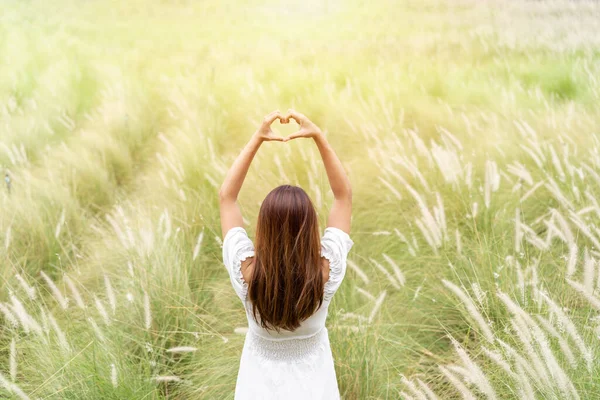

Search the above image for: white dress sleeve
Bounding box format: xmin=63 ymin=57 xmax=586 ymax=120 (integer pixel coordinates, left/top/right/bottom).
xmin=222 ymin=227 xmax=255 ymax=302
xmin=320 ymin=227 xmax=354 ymax=302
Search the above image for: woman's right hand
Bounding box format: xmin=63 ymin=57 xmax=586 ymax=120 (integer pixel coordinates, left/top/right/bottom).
xmin=253 ymin=110 xmax=287 ymax=142
xmin=284 ymin=109 xmax=323 ymax=141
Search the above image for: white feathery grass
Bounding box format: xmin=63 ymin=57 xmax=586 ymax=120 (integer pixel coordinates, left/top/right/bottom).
xmin=166 ymin=346 xmax=198 ymax=353
xmin=535 ymin=315 xmax=577 ymax=368
xmin=38 ymin=306 xmax=49 ymax=335
xmin=442 ymin=280 xmax=494 ymax=343
xmin=0 ymin=303 xmax=19 ymax=327
xmin=519 ymin=223 xmax=548 ymax=251
xmin=382 ymin=254 xmax=405 ymax=286
xmin=370 ymin=258 xmax=401 ymax=289
xmin=368 ymin=291 xmax=387 ymax=323
xmin=10 ymin=337 xmax=17 ymax=381
xmin=484 ymin=160 xmax=500 ymax=208
xmin=94 ymin=295 xmax=111 ymax=326
xmin=499 ymin=292 xmax=576 ymax=398
xmin=400 ymin=392 xmax=416 ymax=400
xmin=40 ymin=271 xmax=69 ymax=310
xmin=481 ymin=347 xmax=517 ymax=380
xmin=513 ymin=362 xmax=537 ymax=400
xmin=583 ymin=249 xmax=596 ymax=295
xmin=416 ymin=378 xmax=439 ymax=400
xmin=566 ymin=243 xmax=579 ymax=278
xmin=569 ymin=211 xmax=600 ymax=250
xmin=431 ymin=144 xmax=463 ymax=185
xmin=14 ymin=274 xmax=36 ymax=300
xmin=127 ymin=260 xmax=135 ymax=278
xmin=379 ymin=177 xmax=402 ymax=200
xmin=455 ymin=228 xmax=462 ymax=256
xmin=372 ymin=231 xmax=391 ymax=236
xmin=438 ymin=365 xmax=476 ymax=400
xmin=545 ymin=178 xmax=574 ymax=210
xmin=551 ymin=209 xmax=575 ymax=245
xmin=514 ymin=208 xmax=522 ymax=253
xmin=520 ymin=180 xmax=544 ymax=203
xmin=405 ymin=183 xmax=442 ymax=247
xmin=448 ymin=335 xmax=497 ymax=400
xmin=507 ymin=162 xmax=533 ymax=185
xmin=144 ymin=290 xmax=152 ymax=330
xmin=106 ymin=213 xmax=130 ymax=249
xmin=111 ymin=363 xmax=118 ymax=388
xmin=54 ymin=208 xmax=66 ymax=239
xmin=192 ymin=229 xmax=204 ymax=261
xmin=9 ymin=292 xmax=42 ymax=336
xmin=464 ymin=162 xmax=473 ymax=190
xmin=5 ymin=224 xmax=11 ymax=250
xmin=471 ymin=202 xmax=478 ymax=219
xmin=87 ymin=317 xmax=106 ymax=343
xmin=538 ymin=290 xmax=593 ymax=371
xmin=566 ymin=279 xmax=600 ymax=309
xmin=400 ymin=375 xmax=428 ymax=400
xmin=48 ymin=311 xmax=70 ymax=354
xmin=549 ymin=144 xmax=566 ymax=182
xmin=64 ymin=275 xmax=86 ymax=309
xmin=412 ymin=286 xmax=422 ymax=301
xmin=346 ymin=259 xmax=370 ymax=285
xmin=496 ymin=339 xmax=544 ymax=387
xmin=158 ymin=208 xmax=172 ymax=240
xmin=153 ymin=375 xmax=181 ymax=383
xmin=434 ymin=192 xmax=447 ymax=240
xmin=104 ymin=275 xmax=117 ymax=315
xmin=415 ymin=218 xmax=438 ymax=255
xmin=0 ymin=371 xmax=30 ymax=400
xmin=498 ymin=308 xmax=550 ymax=386
xmin=339 ymin=312 xmax=369 ymax=322
xmin=519 ymin=144 xmax=543 ymax=168
xmin=470 ymin=283 xmax=487 ymax=308
xmin=356 ymin=287 xmax=376 ymax=301
xmin=234 ymin=327 xmax=248 ymax=335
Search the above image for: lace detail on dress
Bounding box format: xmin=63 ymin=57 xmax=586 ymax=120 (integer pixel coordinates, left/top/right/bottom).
xmin=321 ymin=247 xmax=340 ymax=302
xmin=246 ymin=328 xmax=328 ymax=363
xmin=233 ymin=247 xmax=255 ymax=301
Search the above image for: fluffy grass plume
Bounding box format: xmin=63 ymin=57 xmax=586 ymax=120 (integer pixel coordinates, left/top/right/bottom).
xmin=1 ymin=0 xmax=600 ymax=398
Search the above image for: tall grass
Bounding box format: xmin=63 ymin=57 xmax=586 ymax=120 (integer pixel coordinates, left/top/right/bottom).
xmin=1 ymin=0 xmax=600 ymax=398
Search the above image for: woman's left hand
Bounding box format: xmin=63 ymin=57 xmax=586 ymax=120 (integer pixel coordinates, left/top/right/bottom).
xmin=253 ymin=110 xmax=287 ymax=142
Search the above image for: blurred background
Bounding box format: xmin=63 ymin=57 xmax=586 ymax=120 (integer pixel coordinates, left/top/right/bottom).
xmin=1 ymin=0 xmax=600 ymax=398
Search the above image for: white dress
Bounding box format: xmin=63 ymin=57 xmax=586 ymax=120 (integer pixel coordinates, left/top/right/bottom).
xmin=222 ymin=226 xmax=354 ymax=400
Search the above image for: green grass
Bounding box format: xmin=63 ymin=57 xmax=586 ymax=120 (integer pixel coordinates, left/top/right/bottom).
xmin=1 ymin=0 xmax=600 ymax=398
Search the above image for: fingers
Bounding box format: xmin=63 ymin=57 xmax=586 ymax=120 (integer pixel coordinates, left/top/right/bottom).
xmin=271 ymin=136 xmax=286 ymax=142
xmin=264 ymin=110 xmax=283 ymax=125
xmin=285 ymin=131 xmax=304 ymax=141
xmin=286 ymin=108 xmax=306 ymax=125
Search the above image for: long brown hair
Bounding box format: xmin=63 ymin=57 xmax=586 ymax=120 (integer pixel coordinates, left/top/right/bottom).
xmin=248 ymin=184 xmax=324 ymax=332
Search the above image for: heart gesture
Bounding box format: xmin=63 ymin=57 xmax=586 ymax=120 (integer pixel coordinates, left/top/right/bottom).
xmin=254 ymin=110 xmax=288 ymax=142
xmin=284 ymin=109 xmax=323 ymax=140
xmin=254 ymin=109 xmax=323 ymax=143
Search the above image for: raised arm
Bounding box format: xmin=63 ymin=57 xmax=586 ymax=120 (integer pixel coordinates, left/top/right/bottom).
xmin=286 ymin=109 xmax=352 ymax=233
xmin=219 ymin=110 xmax=285 ymax=238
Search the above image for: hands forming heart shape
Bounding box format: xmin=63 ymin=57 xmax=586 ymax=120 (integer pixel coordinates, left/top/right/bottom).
xmin=255 ymin=109 xmax=323 ymax=142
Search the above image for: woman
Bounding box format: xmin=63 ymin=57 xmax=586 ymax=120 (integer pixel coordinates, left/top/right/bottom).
xmin=219 ymin=109 xmax=353 ymax=399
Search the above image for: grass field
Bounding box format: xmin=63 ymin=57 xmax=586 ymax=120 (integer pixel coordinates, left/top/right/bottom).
xmin=1 ymin=0 xmax=600 ymax=398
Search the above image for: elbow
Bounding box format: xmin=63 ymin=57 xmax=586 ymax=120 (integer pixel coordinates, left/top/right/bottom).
xmin=346 ymin=184 xmax=353 ymax=203
xmin=336 ymin=182 xmax=352 ymax=203
xmin=218 ymin=187 xmax=229 ymax=203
